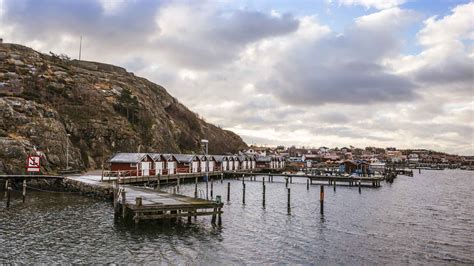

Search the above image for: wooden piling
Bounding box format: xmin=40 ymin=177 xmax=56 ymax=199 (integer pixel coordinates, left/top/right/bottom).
xmin=6 ymin=180 xmax=11 ymax=208
xmin=221 ymin=173 xmax=223 ymax=183
xmin=263 ymin=184 xmax=266 ymax=207
xmin=218 ymin=207 xmax=222 ymax=226
xmin=227 ymin=182 xmax=230 ymax=201
xmin=113 ymin=181 xmax=117 ymax=209
xmin=121 ymin=190 xmax=127 ymax=219
xmin=285 ymin=176 xmax=288 ymax=187
xmin=242 ymin=183 xmax=246 ymax=205
xmin=136 ymin=197 xmax=142 ymax=207
xmin=287 ymin=188 xmax=291 ymax=214
xmin=358 ymin=180 xmax=361 ymax=194
xmin=307 ymin=179 xmax=309 ymax=190
xmin=211 ymin=207 xmax=217 ymax=224
xmin=4 ymin=179 xmax=8 ymax=197
xmin=333 ymin=180 xmax=336 ymax=192
xmin=320 ymin=185 xmax=324 ymax=215
xmin=194 ymin=177 xmax=198 ymax=198
xmin=22 ymin=179 xmax=27 ymax=203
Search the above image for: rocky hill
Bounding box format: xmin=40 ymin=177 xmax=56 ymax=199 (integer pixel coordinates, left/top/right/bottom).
xmin=0 ymin=43 xmax=247 ymax=174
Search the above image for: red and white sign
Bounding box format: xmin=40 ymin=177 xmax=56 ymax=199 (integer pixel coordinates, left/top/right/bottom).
xmin=27 ymin=155 xmax=41 ymax=172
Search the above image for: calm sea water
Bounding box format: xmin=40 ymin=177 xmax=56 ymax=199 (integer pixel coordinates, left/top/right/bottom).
xmin=1 ymin=170 xmax=473 ymax=264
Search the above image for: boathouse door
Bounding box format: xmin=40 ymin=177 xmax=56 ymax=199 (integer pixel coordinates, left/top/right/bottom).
xmin=168 ymin=162 xmax=175 ymax=174
xmin=155 ymin=162 xmax=163 ymax=175
xmin=141 ymin=162 xmax=151 ymax=176
xmin=209 ymin=161 xmax=214 ymax=172
xmin=192 ymin=161 xmax=199 ymax=173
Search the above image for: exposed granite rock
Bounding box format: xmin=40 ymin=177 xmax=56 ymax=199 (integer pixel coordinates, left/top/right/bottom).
xmin=0 ymin=43 xmax=247 ymax=174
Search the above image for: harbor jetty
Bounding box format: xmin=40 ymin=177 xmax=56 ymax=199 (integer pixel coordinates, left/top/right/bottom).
xmin=1 ymin=152 xmax=417 ymax=225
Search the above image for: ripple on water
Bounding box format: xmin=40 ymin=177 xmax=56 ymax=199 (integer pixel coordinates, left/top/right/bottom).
xmin=1 ymin=170 xmax=473 ymax=263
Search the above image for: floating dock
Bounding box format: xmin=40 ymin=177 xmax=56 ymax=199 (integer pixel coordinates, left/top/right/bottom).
xmin=113 ymin=183 xmax=223 ymax=224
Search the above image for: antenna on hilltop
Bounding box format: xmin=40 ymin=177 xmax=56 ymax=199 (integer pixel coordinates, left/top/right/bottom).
xmin=78 ymin=35 xmax=82 ymax=60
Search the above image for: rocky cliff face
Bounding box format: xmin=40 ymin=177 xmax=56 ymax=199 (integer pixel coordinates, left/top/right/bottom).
xmin=0 ymin=43 xmax=247 ymax=174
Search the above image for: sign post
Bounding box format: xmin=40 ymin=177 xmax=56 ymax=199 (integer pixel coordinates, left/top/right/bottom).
xmin=26 ymin=155 xmax=41 ymax=173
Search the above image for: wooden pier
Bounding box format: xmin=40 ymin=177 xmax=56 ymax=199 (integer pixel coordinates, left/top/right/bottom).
xmin=229 ymin=172 xmax=383 ymax=187
xmin=113 ymin=183 xmax=223 ymax=224
xmin=104 ymin=171 xmax=226 ymax=184
xmin=102 ymin=170 xmax=383 ymax=188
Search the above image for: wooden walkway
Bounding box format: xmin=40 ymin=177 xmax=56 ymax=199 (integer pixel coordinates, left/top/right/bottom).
xmin=113 ymin=183 xmax=223 ymax=224
xmin=230 ymin=172 xmax=383 ymax=187
xmin=102 ymin=170 xmax=255 ymax=185
xmin=103 ymin=170 xmax=384 ymax=188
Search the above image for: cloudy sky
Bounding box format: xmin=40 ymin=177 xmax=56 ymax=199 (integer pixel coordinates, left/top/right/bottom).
xmin=1 ymin=0 xmax=473 ymax=154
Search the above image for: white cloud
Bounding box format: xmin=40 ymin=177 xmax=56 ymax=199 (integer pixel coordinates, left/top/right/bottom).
xmin=417 ymin=2 xmax=474 ymax=47
xmin=338 ymin=0 xmax=405 ymax=10
xmin=1 ymin=0 xmax=473 ymax=154
xmin=98 ymin=0 xmax=127 ymax=15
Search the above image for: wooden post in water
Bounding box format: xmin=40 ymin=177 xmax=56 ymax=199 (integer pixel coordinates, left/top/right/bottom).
xmin=121 ymin=190 xmax=127 ymax=219
xmin=307 ymin=179 xmax=309 ymax=190
xmin=194 ymin=177 xmax=198 ymax=198
xmin=263 ymin=183 xmax=266 ymax=207
xmin=135 ymin=197 xmax=142 ymax=207
xmin=211 ymin=179 xmax=214 ymax=199
xmin=22 ymin=179 xmax=27 ymax=203
xmin=320 ymin=185 xmax=324 ymax=215
xmin=242 ymin=183 xmax=246 ymax=205
xmin=211 ymin=207 xmax=217 ymax=224
xmin=156 ymin=174 xmax=160 ymax=190
xmin=112 ymin=181 xmax=117 ymax=210
xmin=287 ymin=188 xmax=291 ymax=214
xmin=419 ymin=168 xmax=421 ymax=174
xmin=333 ymin=180 xmax=336 ymax=192
xmin=227 ymin=182 xmax=230 ymax=201
xmin=285 ymin=176 xmax=289 ymax=188
xmin=221 ymin=173 xmax=223 ymax=183
xmin=6 ymin=180 xmax=11 ymax=208
xmin=358 ymin=180 xmax=361 ymax=194
xmin=218 ymin=206 xmax=222 ymax=226
xmin=4 ymin=179 xmax=8 ymax=197
xmin=177 ymin=177 xmax=180 ymax=193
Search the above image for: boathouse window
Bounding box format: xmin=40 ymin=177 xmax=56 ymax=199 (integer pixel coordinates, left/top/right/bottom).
xmin=130 ymin=163 xmax=137 ymax=167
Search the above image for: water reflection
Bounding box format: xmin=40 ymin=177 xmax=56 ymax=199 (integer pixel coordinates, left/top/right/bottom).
xmin=0 ymin=170 xmax=473 ymax=264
